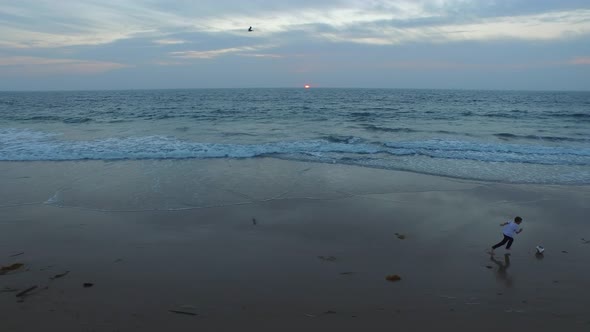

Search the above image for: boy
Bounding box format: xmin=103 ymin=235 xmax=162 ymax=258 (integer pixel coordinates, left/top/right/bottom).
xmin=491 ymin=216 xmax=523 ymax=254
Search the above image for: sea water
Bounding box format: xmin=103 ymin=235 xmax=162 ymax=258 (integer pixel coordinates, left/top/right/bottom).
xmin=0 ymin=88 xmax=589 ymax=184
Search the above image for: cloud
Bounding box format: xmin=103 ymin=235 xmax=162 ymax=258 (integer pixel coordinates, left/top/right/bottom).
xmin=2 ymin=1 xmax=590 ymax=50
xmin=199 ymin=7 xmax=417 ymax=35
xmin=152 ymin=60 xmax=187 ymax=66
xmin=0 ymin=0 xmax=187 ymax=48
xmin=0 ymin=56 xmax=128 ymax=75
xmin=318 ymin=9 xmax=590 ymax=45
xmin=356 ymin=56 xmax=590 ymax=71
xmin=379 ymin=60 xmax=557 ymax=70
xmin=170 ymin=45 xmax=276 ymax=59
xmin=569 ymin=56 xmax=590 ymax=65
xmin=238 ymin=53 xmax=283 ymax=58
xmin=153 ymin=39 xmax=188 ymax=45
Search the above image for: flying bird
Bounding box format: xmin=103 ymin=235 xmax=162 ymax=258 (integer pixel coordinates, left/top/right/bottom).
xmin=248 ymin=26 xmax=253 ymax=32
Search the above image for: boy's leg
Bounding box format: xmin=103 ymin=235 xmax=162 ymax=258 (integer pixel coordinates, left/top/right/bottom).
xmin=492 ymin=235 xmax=509 ymax=249
xmin=505 ymin=236 xmax=514 ymax=249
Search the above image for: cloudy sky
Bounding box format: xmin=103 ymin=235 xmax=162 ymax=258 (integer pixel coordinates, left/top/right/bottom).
xmin=1 ymin=0 xmax=589 ymax=90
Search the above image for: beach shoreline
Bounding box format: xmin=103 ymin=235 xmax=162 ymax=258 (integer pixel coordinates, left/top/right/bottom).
xmin=1 ymin=158 xmax=589 ymax=331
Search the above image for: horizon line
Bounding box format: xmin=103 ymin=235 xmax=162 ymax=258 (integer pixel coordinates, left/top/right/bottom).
xmin=2 ymin=86 xmax=590 ymax=93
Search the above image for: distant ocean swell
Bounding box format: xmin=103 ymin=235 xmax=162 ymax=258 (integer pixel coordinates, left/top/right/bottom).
xmin=6 ymin=109 xmax=589 ymax=124
xmin=1 ymin=128 xmax=589 ymax=184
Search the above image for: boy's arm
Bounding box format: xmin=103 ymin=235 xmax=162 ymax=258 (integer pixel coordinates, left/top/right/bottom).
xmin=499 ymin=222 xmax=509 ymax=226
xmin=516 ymin=228 xmax=523 ymax=234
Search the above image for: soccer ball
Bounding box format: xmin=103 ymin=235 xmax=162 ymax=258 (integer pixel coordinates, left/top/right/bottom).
xmin=535 ymin=245 xmax=545 ymax=254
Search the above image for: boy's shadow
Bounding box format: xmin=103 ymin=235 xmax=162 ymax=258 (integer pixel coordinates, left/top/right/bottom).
xmin=490 ymin=254 xmax=513 ymax=288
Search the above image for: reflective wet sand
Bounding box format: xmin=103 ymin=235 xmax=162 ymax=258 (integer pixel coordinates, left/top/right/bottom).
xmin=1 ymin=159 xmax=589 ymax=331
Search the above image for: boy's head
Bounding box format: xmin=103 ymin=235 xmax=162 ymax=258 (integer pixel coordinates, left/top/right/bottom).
xmin=514 ymin=216 xmax=523 ymax=224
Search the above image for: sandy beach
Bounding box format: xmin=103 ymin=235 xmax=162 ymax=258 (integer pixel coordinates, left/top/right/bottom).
xmin=1 ymin=158 xmax=589 ymax=331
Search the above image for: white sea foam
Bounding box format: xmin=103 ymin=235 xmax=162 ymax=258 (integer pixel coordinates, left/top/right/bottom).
xmin=1 ymin=128 xmax=589 ymax=184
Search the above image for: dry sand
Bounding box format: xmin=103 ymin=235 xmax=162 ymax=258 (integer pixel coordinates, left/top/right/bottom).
xmin=1 ymin=158 xmax=589 ymax=331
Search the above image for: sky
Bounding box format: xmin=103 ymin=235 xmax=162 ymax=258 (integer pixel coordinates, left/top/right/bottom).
xmin=0 ymin=0 xmax=589 ymax=91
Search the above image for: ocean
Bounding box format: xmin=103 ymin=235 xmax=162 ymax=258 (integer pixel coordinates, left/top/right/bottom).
xmin=1 ymin=88 xmax=589 ymax=185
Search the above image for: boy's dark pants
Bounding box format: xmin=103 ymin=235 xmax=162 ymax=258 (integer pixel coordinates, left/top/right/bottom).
xmin=492 ymin=235 xmax=514 ymax=249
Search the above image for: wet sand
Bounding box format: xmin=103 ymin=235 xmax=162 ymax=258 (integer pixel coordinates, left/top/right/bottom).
xmin=1 ymin=159 xmax=589 ymax=331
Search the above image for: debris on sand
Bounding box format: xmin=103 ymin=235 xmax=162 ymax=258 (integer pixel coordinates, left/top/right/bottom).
xmin=15 ymin=286 xmax=38 ymax=298
xmin=485 ymin=265 xmax=493 ymax=269
xmin=0 ymin=263 xmax=24 ymax=275
xmin=394 ymin=233 xmax=406 ymax=240
xmin=252 ymin=218 xmax=257 ymax=225
xmin=16 ymin=286 xmax=48 ymax=303
xmin=9 ymin=252 xmax=24 ymax=257
xmin=385 ymin=274 xmax=402 ymax=282
xmin=339 ymin=272 xmax=355 ymax=275
xmin=581 ymin=238 xmax=590 ymax=244
xmin=83 ymin=283 xmax=94 ymax=288
xmin=169 ymin=310 xmax=197 ymax=316
xmin=50 ymin=271 xmax=70 ymax=280
xmin=323 ymin=310 xmax=337 ymax=314
xmin=318 ymin=256 xmax=337 ymax=262
xmin=561 ymin=251 xmax=568 ymax=254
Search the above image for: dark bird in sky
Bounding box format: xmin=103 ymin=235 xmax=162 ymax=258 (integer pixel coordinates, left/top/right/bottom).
xmin=248 ymin=26 xmax=253 ymax=32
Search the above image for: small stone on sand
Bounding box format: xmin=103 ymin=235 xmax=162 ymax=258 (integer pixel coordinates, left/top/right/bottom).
xmin=385 ymin=274 xmax=402 ymax=282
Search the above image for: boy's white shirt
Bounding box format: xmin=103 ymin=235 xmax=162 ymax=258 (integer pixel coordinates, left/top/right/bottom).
xmin=502 ymin=222 xmax=520 ymax=237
